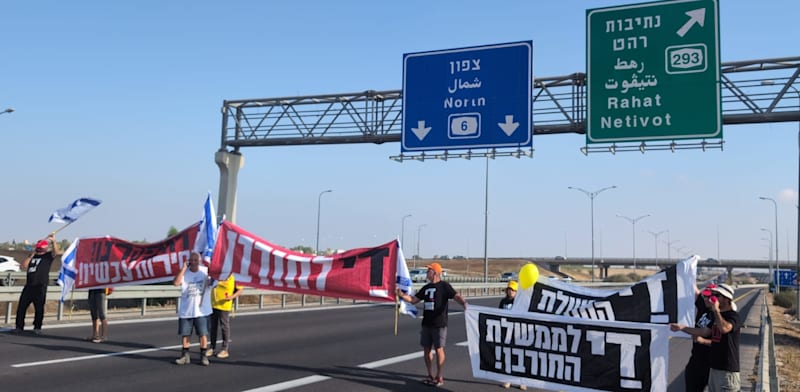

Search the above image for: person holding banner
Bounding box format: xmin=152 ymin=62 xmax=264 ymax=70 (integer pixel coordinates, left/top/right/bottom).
xmin=173 ymin=252 xmax=213 ymax=366
xmin=670 ymin=283 xmax=741 ymax=392
xmin=681 ymin=283 xmax=717 ymax=392
xmin=395 ymin=262 xmax=467 ymax=387
xmin=15 ymin=234 xmax=62 ymax=334
xmin=497 ymin=280 xmax=526 ymax=390
xmin=86 ymin=287 xmax=111 ymax=343
xmin=206 ymin=275 xmax=243 ymax=359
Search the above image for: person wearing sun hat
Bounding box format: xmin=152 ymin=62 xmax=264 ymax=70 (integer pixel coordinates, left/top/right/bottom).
xmin=396 ymin=262 xmax=467 ymax=387
xmin=670 ymin=282 xmax=741 ymax=391
xmin=15 ymin=233 xmax=62 ymax=334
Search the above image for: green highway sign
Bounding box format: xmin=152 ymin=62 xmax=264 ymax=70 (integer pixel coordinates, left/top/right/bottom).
xmin=586 ymin=0 xmax=720 ymax=144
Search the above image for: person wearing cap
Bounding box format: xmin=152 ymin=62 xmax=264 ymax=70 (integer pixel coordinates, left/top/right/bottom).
xmin=15 ymin=233 xmax=62 ymax=334
xmin=680 ymin=283 xmax=718 ymax=392
xmin=498 ymin=280 xmax=526 ymax=390
xmin=670 ymin=283 xmax=741 ymax=391
xmin=395 ymin=262 xmax=467 ymax=387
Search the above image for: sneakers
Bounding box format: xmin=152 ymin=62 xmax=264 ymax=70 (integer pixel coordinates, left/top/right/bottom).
xmin=91 ymin=336 xmax=106 ymax=343
xmin=216 ymin=350 xmax=229 ymax=359
xmin=519 ymin=385 xmax=527 ymax=390
xmin=502 ymin=382 xmax=511 ymax=389
xmin=204 ymin=348 xmax=214 ymax=357
xmin=200 ymin=355 xmax=209 ymax=366
xmin=433 ymin=377 xmax=444 ymax=387
xmin=175 ymin=353 xmax=191 ymax=365
xmin=33 ymin=329 xmax=42 ymax=335
xmin=12 ymin=328 xmax=24 ymax=334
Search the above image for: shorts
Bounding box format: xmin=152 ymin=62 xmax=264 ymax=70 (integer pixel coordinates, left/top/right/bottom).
xmin=420 ymin=326 xmax=447 ymax=349
xmin=708 ymin=368 xmax=740 ymax=392
xmin=178 ymin=316 xmax=209 ymax=337
xmin=88 ymin=289 xmax=107 ymax=321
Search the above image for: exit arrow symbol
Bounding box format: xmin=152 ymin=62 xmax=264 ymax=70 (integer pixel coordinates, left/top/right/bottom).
xmin=497 ymin=115 xmax=519 ymax=136
xmin=676 ymin=8 xmax=705 ymax=37
xmin=411 ymin=120 xmax=431 ymax=141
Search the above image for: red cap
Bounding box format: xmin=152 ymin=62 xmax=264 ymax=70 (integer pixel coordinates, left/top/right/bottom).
xmin=35 ymin=240 xmax=49 ymax=250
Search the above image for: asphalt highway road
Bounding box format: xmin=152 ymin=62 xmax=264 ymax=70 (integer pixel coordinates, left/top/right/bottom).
xmin=0 ymin=292 xmax=760 ymax=392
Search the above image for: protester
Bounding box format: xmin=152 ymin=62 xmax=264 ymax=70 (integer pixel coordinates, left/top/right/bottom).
xmin=173 ymin=252 xmax=213 ymax=366
xmin=86 ymin=287 xmax=111 ymax=343
xmin=395 ymin=262 xmax=467 ymax=387
xmin=15 ymin=234 xmax=62 ymax=334
xmin=670 ymin=283 xmax=741 ymax=392
xmin=681 ymin=283 xmax=717 ymax=392
xmin=206 ymin=274 xmax=243 ymax=359
xmin=497 ymin=280 xmax=527 ymax=390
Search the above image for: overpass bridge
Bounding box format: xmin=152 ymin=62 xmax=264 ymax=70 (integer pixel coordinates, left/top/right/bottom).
xmin=523 ymin=256 xmax=780 ymax=278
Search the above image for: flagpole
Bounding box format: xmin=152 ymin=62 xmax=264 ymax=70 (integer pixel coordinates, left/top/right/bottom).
xmin=394 ymin=294 xmax=399 ymax=336
xmin=51 ymin=221 xmax=75 ymax=235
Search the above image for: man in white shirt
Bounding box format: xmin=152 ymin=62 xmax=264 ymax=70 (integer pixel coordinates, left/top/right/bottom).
xmin=173 ymin=252 xmax=213 ymax=366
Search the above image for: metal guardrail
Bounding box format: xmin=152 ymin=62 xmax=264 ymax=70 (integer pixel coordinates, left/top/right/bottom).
xmin=756 ymin=293 xmax=780 ymax=392
xmin=1 ymin=282 xmax=510 ymax=325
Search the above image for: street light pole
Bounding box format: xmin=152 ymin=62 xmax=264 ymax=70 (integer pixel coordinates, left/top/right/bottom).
xmin=647 ymin=230 xmax=667 ymax=267
xmin=617 ymin=214 xmax=650 ymax=269
xmin=762 ymin=80 xmax=800 ymax=311
xmin=315 ymin=189 xmax=332 ymax=255
xmin=761 ymin=227 xmax=774 ymax=290
xmin=416 ymin=224 xmax=427 ymax=268
xmin=760 ymin=196 xmax=780 ymax=293
xmin=569 ymin=185 xmax=617 ymax=282
xmin=401 ymin=214 xmax=412 ymax=256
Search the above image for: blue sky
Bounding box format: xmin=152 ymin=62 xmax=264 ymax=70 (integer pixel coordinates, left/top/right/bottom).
xmin=1 ymin=1 xmax=798 ymax=262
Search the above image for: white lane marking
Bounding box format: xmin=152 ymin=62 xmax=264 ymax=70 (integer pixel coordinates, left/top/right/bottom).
xmin=242 ymin=342 xmax=468 ymax=392
xmin=12 ymin=343 xmax=194 ymax=368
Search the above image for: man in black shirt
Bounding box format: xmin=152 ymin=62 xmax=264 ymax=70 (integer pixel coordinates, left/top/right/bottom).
xmin=670 ymin=283 xmax=741 ymax=392
xmin=15 ymin=234 xmax=62 ymax=334
xmin=396 ymin=262 xmax=467 ymax=387
xmin=683 ymin=283 xmax=717 ymax=392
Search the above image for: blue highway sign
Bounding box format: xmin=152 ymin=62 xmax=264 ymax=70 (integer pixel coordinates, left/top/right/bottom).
xmin=775 ymin=269 xmax=798 ymax=288
xmin=402 ymin=41 xmax=532 ymax=152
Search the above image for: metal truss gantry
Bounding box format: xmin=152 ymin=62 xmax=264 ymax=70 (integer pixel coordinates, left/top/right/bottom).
xmin=219 ymin=56 xmax=800 ymax=155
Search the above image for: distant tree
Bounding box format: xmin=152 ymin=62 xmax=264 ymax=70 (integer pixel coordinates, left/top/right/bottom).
xmin=167 ymin=226 xmax=179 ymax=237
xmin=291 ymin=245 xmax=314 ymax=254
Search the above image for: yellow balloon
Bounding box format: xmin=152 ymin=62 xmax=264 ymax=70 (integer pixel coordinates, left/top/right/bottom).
xmin=519 ymin=263 xmax=539 ymax=289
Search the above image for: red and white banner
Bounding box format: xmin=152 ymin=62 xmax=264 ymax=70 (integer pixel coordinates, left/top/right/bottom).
xmin=210 ymin=221 xmax=399 ymax=302
xmin=74 ymin=224 xmax=199 ymax=288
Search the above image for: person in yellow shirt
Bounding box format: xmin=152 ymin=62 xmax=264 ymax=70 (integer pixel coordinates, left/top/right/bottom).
xmin=205 ymin=275 xmax=243 ymax=359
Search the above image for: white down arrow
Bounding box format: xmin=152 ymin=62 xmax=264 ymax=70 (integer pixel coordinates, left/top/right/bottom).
xmin=498 ymin=115 xmax=519 ymax=136
xmin=411 ymin=120 xmax=431 ymax=141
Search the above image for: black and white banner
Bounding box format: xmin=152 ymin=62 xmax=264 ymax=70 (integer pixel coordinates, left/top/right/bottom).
xmin=466 ymin=306 xmax=670 ymax=391
xmin=513 ymin=256 xmax=698 ymax=330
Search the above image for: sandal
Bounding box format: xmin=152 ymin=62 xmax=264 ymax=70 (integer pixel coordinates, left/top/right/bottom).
xmin=420 ymin=376 xmax=435 ymax=385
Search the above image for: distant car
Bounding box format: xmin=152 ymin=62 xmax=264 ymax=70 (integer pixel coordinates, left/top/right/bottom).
xmin=555 ymin=256 xmax=566 ymax=260
xmin=409 ymin=268 xmax=428 ymax=283
xmin=560 ymin=277 xmax=573 ymax=282
xmin=0 ymin=255 xmax=21 ymax=286
xmin=500 ymin=272 xmax=518 ymax=282
xmin=706 ymin=258 xmax=721 ymax=264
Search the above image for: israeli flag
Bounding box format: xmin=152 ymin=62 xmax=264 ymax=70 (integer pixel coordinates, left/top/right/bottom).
xmin=57 ymin=239 xmax=79 ymax=302
xmin=49 ymin=197 xmax=102 ymax=223
xmin=193 ymin=193 xmax=218 ymax=263
xmin=395 ymin=243 xmax=418 ymax=318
